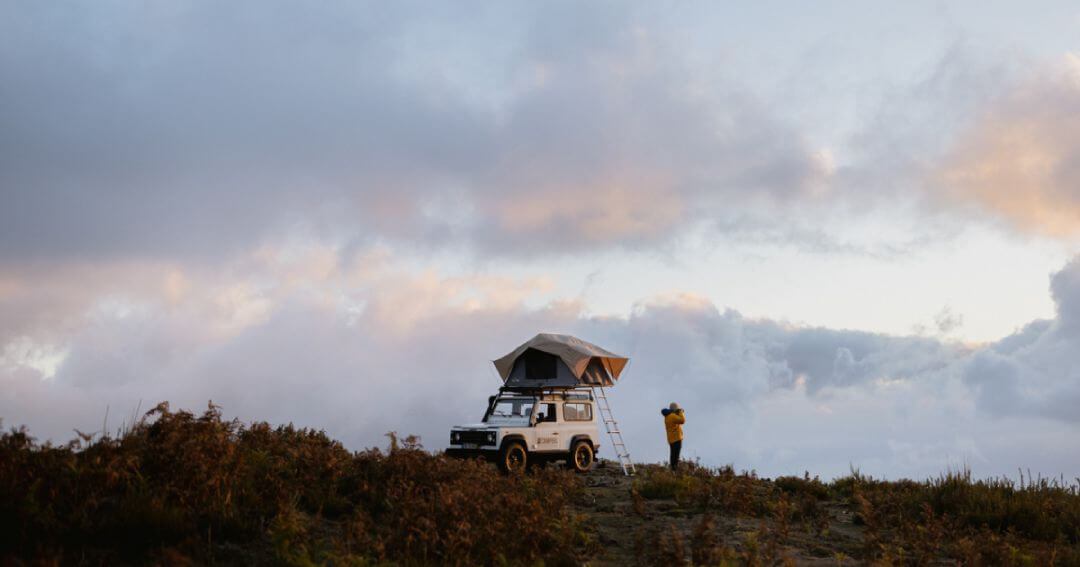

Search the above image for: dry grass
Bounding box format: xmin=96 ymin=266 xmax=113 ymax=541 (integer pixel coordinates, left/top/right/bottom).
xmin=5 ymin=404 xmax=1080 ymax=566
xmin=631 ymin=461 xmax=1080 ymax=565
xmin=840 ymin=467 xmax=1080 ymax=565
xmin=0 ymin=402 xmax=590 ymax=566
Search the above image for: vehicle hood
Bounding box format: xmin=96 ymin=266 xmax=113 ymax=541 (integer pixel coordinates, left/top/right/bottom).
xmin=452 ymin=423 xmax=497 ymax=430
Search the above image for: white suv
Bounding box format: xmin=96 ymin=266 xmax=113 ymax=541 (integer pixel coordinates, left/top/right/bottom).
xmin=445 ymin=389 xmax=600 ymax=473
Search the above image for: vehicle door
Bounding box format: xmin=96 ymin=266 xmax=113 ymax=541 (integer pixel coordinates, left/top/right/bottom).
xmin=561 ymin=401 xmax=594 ymax=451
xmin=532 ymin=402 xmax=560 ymax=452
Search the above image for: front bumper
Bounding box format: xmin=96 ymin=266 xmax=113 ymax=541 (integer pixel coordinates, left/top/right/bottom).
xmin=444 ymin=447 xmax=498 ymax=460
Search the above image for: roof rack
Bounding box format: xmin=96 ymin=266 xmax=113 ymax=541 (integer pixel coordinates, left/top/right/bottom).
xmin=495 ymin=386 xmax=595 ymax=399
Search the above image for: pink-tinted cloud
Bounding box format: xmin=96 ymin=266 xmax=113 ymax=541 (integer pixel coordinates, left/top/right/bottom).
xmin=938 ymin=56 xmax=1080 ymax=236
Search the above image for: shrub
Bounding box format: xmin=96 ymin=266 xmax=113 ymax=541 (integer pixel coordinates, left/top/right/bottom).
xmin=833 ymin=467 xmax=1080 ymax=564
xmin=774 ymin=471 xmax=829 ymax=501
xmin=0 ymin=401 xmax=590 ymax=566
xmin=636 ymin=463 xmax=772 ymax=518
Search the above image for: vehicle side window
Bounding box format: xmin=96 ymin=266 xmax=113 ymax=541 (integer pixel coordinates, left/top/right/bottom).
xmin=536 ymin=403 xmax=557 ymax=423
xmin=563 ymin=402 xmax=592 ymax=421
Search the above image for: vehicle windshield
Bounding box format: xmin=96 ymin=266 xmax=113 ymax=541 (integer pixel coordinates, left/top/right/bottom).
xmin=485 ymin=398 xmax=536 ymax=425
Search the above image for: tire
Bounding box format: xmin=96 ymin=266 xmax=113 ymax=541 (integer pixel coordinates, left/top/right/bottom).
xmin=501 ymin=441 xmax=527 ymax=473
xmin=569 ymin=440 xmax=594 ymax=473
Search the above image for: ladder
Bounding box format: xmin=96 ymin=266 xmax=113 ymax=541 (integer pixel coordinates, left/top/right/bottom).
xmin=593 ymin=386 xmax=635 ymax=476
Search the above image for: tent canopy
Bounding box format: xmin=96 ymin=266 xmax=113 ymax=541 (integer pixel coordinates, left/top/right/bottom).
xmin=493 ymin=333 xmax=628 ymax=388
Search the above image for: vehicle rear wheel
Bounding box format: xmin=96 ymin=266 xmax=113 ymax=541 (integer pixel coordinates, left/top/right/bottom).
xmin=569 ymin=440 xmax=594 ymax=473
xmin=501 ymin=441 xmax=527 ymax=473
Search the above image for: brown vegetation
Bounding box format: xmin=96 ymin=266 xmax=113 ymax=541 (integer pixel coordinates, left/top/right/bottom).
xmin=614 ymin=462 xmax=1080 ymax=565
xmin=0 ymin=402 xmax=589 ymax=566
xmin=3 ymin=403 xmax=1080 ymax=565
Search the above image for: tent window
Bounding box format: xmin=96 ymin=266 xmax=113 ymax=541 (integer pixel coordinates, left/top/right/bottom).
xmin=523 ymin=348 xmax=557 ymax=381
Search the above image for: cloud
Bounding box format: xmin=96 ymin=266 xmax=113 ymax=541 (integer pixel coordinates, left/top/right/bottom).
xmin=0 ymin=1 xmax=831 ymax=265
xmin=0 ymin=1 xmax=491 ymax=262
xmin=5 ymin=1 xmax=1080 ymax=274
xmin=937 ymin=54 xmax=1080 ymax=236
xmin=3 ymin=2 xmax=1080 ymax=482
xmin=1051 ymin=254 xmax=1080 ymax=335
xmin=961 ymin=256 xmax=1080 ymax=423
xmin=0 ymin=248 xmax=601 ymax=468
xmin=5 ymin=249 xmax=1079 ymax=479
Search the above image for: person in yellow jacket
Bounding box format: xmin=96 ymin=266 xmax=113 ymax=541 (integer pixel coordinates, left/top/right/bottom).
xmin=660 ymin=402 xmax=685 ymax=471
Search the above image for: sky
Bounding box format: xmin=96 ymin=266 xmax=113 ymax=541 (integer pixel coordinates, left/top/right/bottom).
xmin=2 ymin=1 xmax=1080 ymax=481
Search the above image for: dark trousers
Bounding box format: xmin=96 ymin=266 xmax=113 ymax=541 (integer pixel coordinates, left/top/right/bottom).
xmin=669 ymin=440 xmax=682 ymax=471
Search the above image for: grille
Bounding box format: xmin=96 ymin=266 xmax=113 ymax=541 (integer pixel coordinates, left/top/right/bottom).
xmin=452 ymin=430 xmax=495 ymax=445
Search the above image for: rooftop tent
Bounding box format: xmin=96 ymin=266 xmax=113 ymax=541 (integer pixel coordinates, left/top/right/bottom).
xmin=493 ymin=333 xmax=629 ymax=389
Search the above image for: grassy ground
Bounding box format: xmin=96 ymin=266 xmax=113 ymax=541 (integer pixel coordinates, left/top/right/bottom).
xmin=3 ymin=403 xmax=1079 ymax=565
xmin=576 ymin=460 xmax=1080 ymax=566
xmin=576 ymin=462 xmax=862 ymax=565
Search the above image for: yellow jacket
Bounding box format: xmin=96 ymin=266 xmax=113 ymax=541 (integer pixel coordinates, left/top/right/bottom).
xmin=664 ymin=410 xmax=685 ymax=444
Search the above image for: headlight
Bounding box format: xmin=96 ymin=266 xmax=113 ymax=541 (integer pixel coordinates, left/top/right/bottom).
xmin=487 ymin=432 xmax=496 ymax=443
xmin=450 ymin=432 xmax=460 ymax=443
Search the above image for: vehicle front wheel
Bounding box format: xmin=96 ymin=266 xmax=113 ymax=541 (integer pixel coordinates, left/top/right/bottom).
xmin=569 ymin=440 xmax=594 ymax=473
xmin=501 ymin=441 xmax=527 ymax=473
